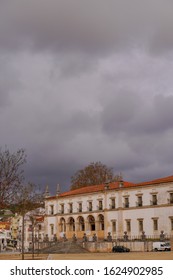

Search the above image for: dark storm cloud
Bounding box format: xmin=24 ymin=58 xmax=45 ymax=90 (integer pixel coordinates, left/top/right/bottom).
xmin=0 ymin=0 xmax=173 ymax=54
xmin=1 ymin=0 xmax=173 ymax=192
xmin=0 ymin=55 xmax=19 ymax=108
xmin=101 ymin=94 xmax=173 ymax=136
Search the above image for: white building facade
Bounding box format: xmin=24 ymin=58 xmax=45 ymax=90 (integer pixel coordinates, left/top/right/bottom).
xmin=44 ymin=175 xmax=173 ymax=240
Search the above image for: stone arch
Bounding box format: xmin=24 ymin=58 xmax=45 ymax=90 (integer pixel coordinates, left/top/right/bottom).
xmin=88 ymin=215 xmax=95 ymax=231
xmin=59 ymin=217 xmax=66 ymax=232
xmin=68 ymin=217 xmax=75 ymax=231
xmin=98 ymin=214 xmax=104 ymax=230
xmin=77 ymin=216 xmax=85 ymax=231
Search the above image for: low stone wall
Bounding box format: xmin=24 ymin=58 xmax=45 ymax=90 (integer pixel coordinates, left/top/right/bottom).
xmin=82 ymin=241 xmax=153 ymax=252
xmin=170 ymin=238 xmax=173 ymax=251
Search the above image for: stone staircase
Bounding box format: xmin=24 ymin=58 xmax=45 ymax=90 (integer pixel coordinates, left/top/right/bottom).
xmin=39 ymin=241 xmax=89 ymax=254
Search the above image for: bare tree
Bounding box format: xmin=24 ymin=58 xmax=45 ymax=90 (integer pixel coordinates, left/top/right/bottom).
xmin=70 ymin=161 xmax=114 ymax=190
xmin=0 ymin=148 xmax=26 ymax=208
xmin=12 ymin=183 xmax=43 ymax=260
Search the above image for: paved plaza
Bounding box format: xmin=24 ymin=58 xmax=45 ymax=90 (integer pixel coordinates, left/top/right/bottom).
xmin=0 ymin=251 xmax=173 ymax=260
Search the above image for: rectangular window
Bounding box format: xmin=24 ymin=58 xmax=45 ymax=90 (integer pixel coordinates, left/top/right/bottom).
xmin=50 ymin=205 xmax=54 ymax=215
xmin=69 ymin=203 xmax=73 ymax=213
xmin=112 ymin=221 xmax=116 ymax=232
xmin=98 ymin=200 xmax=103 ymax=210
xmin=126 ymin=220 xmax=131 ymax=232
xmin=38 ymin=224 xmax=42 ymax=231
xmin=50 ymin=224 xmax=54 ymax=235
xmin=138 ymin=219 xmax=143 ymax=232
xmin=124 ymin=197 xmax=129 ymax=208
xmin=151 ymin=194 xmax=157 ymax=205
xmin=137 ymin=196 xmax=143 ymax=207
xmin=78 ymin=202 xmax=82 ymax=212
xmin=60 ymin=204 xmax=64 ymax=214
xmin=153 ymin=219 xmax=158 ymax=231
xmin=110 ymin=198 xmax=116 ymax=209
xmin=171 ymin=219 xmax=173 ymax=230
xmin=169 ymin=193 xmax=173 ymax=204
xmin=88 ymin=201 xmax=92 ymax=211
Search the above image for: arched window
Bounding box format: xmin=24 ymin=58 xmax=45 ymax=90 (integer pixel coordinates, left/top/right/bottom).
xmin=68 ymin=217 xmax=75 ymax=231
xmin=59 ymin=218 xmax=66 ymax=232
xmin=88 ymin=215 xmax=95 ymax=231
xmin=78 ymin=216 xmax=85 ymax=231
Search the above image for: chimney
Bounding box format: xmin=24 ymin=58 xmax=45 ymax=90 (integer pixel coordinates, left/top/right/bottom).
xmin=104 ymin=175 xmax=110 ymax=190
xmin=118 ymin=172 xmax=124 ymax=188
xmin=44 ymin=185 xmax=50 ymax=198
xmin=56 ymin=184 xmax=60 ymax=196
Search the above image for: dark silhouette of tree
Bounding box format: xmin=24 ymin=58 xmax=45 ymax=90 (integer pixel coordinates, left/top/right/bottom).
xmin=70 ymin=161 xmax=113 ymax=190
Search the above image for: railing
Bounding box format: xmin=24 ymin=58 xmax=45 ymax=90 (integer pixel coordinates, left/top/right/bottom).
xmin=113 ymin=234 xmax=173 ymax=241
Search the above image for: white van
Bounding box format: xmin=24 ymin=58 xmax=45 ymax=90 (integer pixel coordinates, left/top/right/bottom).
xmin=153 ymin=242 xmax=171 ymax=251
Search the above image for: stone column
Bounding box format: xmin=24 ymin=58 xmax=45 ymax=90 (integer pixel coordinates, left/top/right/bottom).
xmin=85 ymin=220 xmax=89 ymax=231
xmin=95 ymin=220 xmax=100 ymax=231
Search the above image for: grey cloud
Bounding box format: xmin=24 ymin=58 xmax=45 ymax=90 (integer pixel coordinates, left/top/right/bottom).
xmin=101 ymin=94 xmax=173 ymax=136
xmin=0 ymin=0 xmax=173 ymax=54
xmin=58 ymin=53 xmax=98 ymax=78
xmin=101 ymin=92 xmax=140 ymax=134
xmin=1 ymin=1 xmax=173 ymax=192
xmin=0 ymin=55 xmax=20 ymax=108
xmin=134 ymin=95 xmax=173 ymax=134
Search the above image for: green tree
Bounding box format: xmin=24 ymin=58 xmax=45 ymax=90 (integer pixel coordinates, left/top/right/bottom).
xmin=70 ymin=161 xmax=114 ymax=190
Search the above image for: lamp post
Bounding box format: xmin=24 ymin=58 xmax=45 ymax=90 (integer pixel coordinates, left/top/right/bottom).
xmin=30 ymin=216 xmax=35 ymax=260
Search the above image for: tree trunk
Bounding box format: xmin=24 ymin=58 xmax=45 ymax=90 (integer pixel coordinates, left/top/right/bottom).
xmin=21 ymin=215 xmax=24 ymax=260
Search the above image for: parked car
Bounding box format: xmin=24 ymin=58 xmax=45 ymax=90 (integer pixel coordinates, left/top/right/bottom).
xmin=152 ymin=242 xmax=171 ymax=251
xmin=112 ymin=245 xmax=130 ymax=253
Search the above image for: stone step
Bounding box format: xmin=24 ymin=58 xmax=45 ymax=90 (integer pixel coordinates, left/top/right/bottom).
xmin=39 ymin=241 xmax=89 ymax=254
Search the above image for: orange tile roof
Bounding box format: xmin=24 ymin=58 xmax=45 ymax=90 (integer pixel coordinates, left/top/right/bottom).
xmin=45 ymin=175 xmax=173 ymax=200
xmin=58 ymin=181 xmax=134 ymax=197
xmin=35 ymin=216 xmax=44 ymax=222
xmin=133 ymin=175 xmax=173 ymax=187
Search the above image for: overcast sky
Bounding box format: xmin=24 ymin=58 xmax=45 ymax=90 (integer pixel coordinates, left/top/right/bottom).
xmin=1 ymin=0 xmax=173 ymax=193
